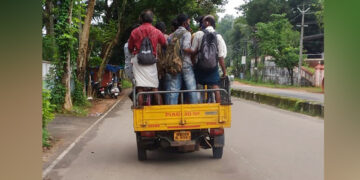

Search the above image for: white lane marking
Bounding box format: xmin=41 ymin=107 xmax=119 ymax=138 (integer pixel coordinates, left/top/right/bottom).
xmin=42 ymin=95 xmax=125 ymax=178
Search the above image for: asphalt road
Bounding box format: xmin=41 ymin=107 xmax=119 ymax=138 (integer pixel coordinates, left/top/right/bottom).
xmin=232 ymin=83 xmax=324 ymax=104
xmin=45 ymin=97 xmax=324 ymax=180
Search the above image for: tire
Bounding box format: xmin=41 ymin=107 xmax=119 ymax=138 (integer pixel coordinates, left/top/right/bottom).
xmin=136 ymin=134 xmax=147 ymax=161
xmin=212 ymin=147 xmax=223 ymax=159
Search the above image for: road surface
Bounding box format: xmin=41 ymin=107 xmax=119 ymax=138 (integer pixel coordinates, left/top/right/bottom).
xmin=44 ymin=97 xmax=323 ymax=180
xmin=232 ymin=82 xmax=324 ymax=103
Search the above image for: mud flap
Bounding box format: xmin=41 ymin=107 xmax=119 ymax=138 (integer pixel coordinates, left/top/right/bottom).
xmin=213 ymin=134 xmax=225 ymax=148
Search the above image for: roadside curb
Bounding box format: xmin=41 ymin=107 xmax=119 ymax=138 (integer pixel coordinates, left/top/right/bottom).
xmin=42 ymin=90 xmax=129 ymax=179
xmin=231 ymin=89 xmax=324 ymax=118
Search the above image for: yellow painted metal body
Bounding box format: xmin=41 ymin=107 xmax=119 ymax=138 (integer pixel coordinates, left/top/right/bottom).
xmin=133 ymin=103 xmax=231 ymax=131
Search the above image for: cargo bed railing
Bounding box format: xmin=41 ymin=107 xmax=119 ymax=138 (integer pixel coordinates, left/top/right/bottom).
xmin=133 ymin=90 xmax=232 ymax=108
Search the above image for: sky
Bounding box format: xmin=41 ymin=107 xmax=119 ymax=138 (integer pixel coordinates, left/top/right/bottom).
xmin=217 ymin=0 xmax=246 ymax=20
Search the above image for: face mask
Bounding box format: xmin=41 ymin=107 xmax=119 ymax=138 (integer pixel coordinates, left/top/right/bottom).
xmin=185 ymin=24 xmax=191 ymax=31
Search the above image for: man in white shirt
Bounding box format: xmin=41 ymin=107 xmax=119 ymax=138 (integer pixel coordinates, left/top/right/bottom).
xmin=124 ymin=42 xmax=133 ymax=80
xmin=188 ymin=15 xmax=227 ymax=103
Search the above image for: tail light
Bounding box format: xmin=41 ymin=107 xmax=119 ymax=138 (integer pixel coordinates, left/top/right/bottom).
xmin=210 ymin=128 xmax=224 ymax=136
xmin=100 ymin=88 xmax=104 ymax=91
xmin=140 ymin=131 xmax=155 ymax=137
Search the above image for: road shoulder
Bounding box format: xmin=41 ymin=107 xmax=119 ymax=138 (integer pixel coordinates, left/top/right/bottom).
xmin=42 ymin=89 xmax=131 ymax=170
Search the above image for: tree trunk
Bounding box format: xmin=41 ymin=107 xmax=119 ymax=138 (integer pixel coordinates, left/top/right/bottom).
xmin=44 ymin=0 xmax=55 ymax=36
xmin=63 ymin=0 xmax=74 ymax=111
xmin=287 ymin=67 xmax=294 ymax=85
xmin=97 ymin=0 xmax=127 ymax=84
xmin=49 ymin=0 xmax=55 ymax=37
xmin=76 ymin=0 xmax=96 ymax=95
xmin=85 ymin=43 xmax=93 ymax=97
xmin=87 ymin=73 xmax=93 ymax=98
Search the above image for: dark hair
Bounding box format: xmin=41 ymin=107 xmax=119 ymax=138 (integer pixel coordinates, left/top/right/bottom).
xmin=204 ymin=16 xmax=216 ymax=28
xmin=195 ymin=15 xmax=204 ymax=27
xmin=155 ymin=21 xmax=166 ymax=33
xmin=140 ymin=10 xmax=153 ymax=23
xmin=176 ymin=13 xmax=189 ymax=26
xmin=171 ymin=18 xmax=179 ymax=30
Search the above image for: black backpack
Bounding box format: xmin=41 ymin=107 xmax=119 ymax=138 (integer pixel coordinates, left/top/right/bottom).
xmin=137 ymin=28 xmax=157 ymax=65
xmin=197 ymin=30 xmax=218 ymax=71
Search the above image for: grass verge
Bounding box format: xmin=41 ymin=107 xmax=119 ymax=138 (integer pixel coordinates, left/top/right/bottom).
xmin=235 ymin=78 xmax=323 ymax=93
xmin=231 ymin=89 xmax=324 ymax=118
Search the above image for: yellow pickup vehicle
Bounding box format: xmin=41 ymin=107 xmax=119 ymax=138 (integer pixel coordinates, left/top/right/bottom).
xmin=132 ymin=78 xmax=232 ymax=160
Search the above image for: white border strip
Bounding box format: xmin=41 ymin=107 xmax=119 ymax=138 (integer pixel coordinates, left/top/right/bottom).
xmin=42 ymin=95 xmax=124 ymax=178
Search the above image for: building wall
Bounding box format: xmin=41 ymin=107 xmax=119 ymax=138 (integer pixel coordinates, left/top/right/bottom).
xmin=42 ymin=61 xmax=75 ymax=92
xmin=250 ymin=59 xmax=296 ymax=85
xmin=249 ymin=57 xmax=324 ymax=86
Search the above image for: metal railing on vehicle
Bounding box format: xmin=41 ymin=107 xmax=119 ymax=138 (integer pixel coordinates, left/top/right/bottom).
xmin=132 ymin=78 xmax=232 ymax=108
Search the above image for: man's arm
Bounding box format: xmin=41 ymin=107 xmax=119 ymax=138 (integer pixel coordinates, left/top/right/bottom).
xmin=182 ymin=32 xmax=195 ymax=55
xmin=128 ymin=33 xmax=134 ymax=53
xmin=219 ymin=57 xmax=226 ymax=77
xmin=217 ymin=34 xmax=227 ymax=77
xmin=184 ymin=31 xmax=201 ymax=58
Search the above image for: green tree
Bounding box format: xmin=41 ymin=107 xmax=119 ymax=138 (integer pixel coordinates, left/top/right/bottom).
xmin=238 ymin=0 xmax=324 ymax=55
xmin=76 ymin=0 xmax=96 ymax=96
xmin=255 ymin=14 xmax=299 ymax=85
xmin=42 ymin=0 xmax=227 ymax=111
xmin=314 ymin=0 xmax=324 ymax=30
xmin=42 ymin=89 xmax=55 ymax=147
xmin=217 ymin=16 xmax=251 ymax=77
xmin=239 ymin=0 xmax=289 ymax=26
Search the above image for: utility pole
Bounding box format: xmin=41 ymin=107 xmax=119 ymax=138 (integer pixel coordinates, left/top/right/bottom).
xmin=297 ymin=4 xmax=310 ymax=86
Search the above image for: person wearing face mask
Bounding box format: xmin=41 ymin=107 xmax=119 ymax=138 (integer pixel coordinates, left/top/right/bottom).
xmin=189 ymin=15 xmax=227 ymax=103
xmin=165 ymin=14 xmax=198 ymax=105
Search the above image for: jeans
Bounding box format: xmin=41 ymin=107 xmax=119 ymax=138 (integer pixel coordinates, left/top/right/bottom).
xmin=165 ymin=64 xmax=198 ymax=104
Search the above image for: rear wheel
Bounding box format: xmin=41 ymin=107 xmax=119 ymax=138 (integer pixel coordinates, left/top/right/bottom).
xmin=212 ymin=147 xmax=223 ymax=159
xmin=136 ymin=134 xmax=147 ymax=161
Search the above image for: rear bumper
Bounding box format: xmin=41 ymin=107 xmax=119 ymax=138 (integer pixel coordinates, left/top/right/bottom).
xmin=137 ymin=129 xmax=224 ymax=151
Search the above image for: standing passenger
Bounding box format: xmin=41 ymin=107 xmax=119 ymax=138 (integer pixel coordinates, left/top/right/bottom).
xmin=124 ymin=25 xmax=140 ymax=80
xmin=155 ymin=21 xmax=168 ymax=92
xmin=128 ymin=10 xmax=167 ymax=106
xmin=165 ymin=14 xmax=198 ymax=105
xmin=190 ymin=15 xmax=227 ymax=103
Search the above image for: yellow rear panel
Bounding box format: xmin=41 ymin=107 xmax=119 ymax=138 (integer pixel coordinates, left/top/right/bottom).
xmin=133 ymin=103 xmax=231 ymax=131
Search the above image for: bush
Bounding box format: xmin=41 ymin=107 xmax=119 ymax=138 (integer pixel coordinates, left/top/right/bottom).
xmin=72 ymin=80 xmax=90 ymax=107
xmin=88 ymin=56 xmax=103 ymax=68
xmin=42 ymin=89 xmax=55 ymax=147
xmin=122 ymin=79 xmax=132 ymax=89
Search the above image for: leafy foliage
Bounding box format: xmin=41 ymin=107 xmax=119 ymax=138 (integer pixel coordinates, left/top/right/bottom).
xmin=42 ymin=35 xmax=57 ymax=61
xmin=217 ymin=16 xmax=251 ymax=77
xmin=314 ymin=0 xmax=324 ymax=29
xmin=72 ymin=80 xmax=89 ymax=106
xmin=239 ymin=0 xmax=324 ymax=54
xmin=122 ymin=79 xmax=132 ymax=89
xmin=255 ymin=14 xmax=300 ymax=84
xmin=239 ymin=0 xmax=289 ymax=26
xmin=88 ymin=56 xmax=103 ymax=68
xmin=47 ymin=0 xmax=78 ymax=111
xmin=43 ymin=0 xmax=227 ymax=112
xmin=42 ymin=89 xmax=55 ymax=147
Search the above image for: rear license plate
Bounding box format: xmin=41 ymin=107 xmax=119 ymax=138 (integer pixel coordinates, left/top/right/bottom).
xmin=174 ymin=131 xmax=191 ymax=141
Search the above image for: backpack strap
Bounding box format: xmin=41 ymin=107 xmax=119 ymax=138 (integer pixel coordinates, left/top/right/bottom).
xmin=174 ymin=29 xmax=187 ymax=41
xmin=174 ymin=29 xmax=188 ymax=57
xmin=138 ymin=26 xmax=155 ymax=40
